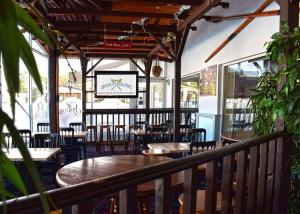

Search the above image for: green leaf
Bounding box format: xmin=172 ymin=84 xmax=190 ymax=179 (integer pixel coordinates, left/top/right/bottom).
xmin=0 ymin=0 xmax=20 ymax=115
xmin=17 ymin=30 xmax=43 ymax=94
xmin=15 ymin=3 xmax=50 ymax=46
xmin=0 ymin=110 xmax=50 ymax=213
xmin=0 ymin=149 xmax=27 ymax=196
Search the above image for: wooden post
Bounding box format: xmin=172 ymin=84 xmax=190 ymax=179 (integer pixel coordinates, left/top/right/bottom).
xmin=80 ymin=54 xmax=88 ymax=124
xmin=145 ymin=59 xmax=152 ymax=111
xmin=48 ymin=46 xmax=59 ymax=133
xmin=279 ymin=0 xmax=299 ymax=30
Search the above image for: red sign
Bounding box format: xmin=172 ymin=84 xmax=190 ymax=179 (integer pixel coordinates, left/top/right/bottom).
xmin=104 ymin=41 xmax=132 ymax=49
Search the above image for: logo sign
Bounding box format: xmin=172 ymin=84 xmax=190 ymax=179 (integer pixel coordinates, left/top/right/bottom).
xmin=95 ymin=71 xmax=138 ymax=98
xmin=104 ymin=41 xmax=132 ymax=49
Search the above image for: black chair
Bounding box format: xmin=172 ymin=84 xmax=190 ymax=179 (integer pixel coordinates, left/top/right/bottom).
xmin=190 ymin=128 xmax=206 ymax=143
xmin=2 ymin=133 xmax=13 ymax=148
xmin=148 ymin=126 xmax=168 ymax=143
xmin=189 ymin=140 xmax=216 ymax=154
xmin=37 ymin=122 xmax=50 ymax=132
xmin=34 ymin=133 xmax=58 ymax=148
xmin=59 ymin=128 xmax=79 ymax=164
xmin=180 ymin=125 xmax=191 ymax=142
xmin=86 ymin=125 xmax=98 ymax=152
xmin=18 ymin=129 xmax=32 ymax=148
xmin=69 ymin=122 xmax=86 ymax=159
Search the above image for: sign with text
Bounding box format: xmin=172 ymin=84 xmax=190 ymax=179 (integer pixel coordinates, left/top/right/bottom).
xmin=104 ymin=41 xmax=132 ymax=49
xmin=95 ymin=71 xmax=138 ymax=98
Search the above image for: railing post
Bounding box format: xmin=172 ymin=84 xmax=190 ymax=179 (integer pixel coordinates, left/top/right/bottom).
xmin=247 ymin=145 xmax=259 ymax=213
xmin=119 ymin=186 xmax=138 ymax=214
xmin=273 ymin=135 xmax=292 ymax=214
xmin=182 ymin=166 xmax=197 ymax=214
xmin=205 ymin=160 xmax=218 ymax=214
xmin=221 ymin=154 xmax=234 ymax=214
xmin=155 ymin=175 xmax=171 ymax=214
xmin=72 ymin=201 xmax=93 ymax=214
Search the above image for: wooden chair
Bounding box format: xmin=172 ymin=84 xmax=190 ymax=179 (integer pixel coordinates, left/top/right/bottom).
xmin=18 ymin=129 xmax=32 ymax=148
xmin=99 ymin=125 xmax=112 ymax=152
xmin=86 ymin=125 xmax=98 ymax=152
xmin=59 ymin=128 xmax=78 ymax=164
xmin=112 ymin=124 xmax=127 ymax=153
xmin=180 ymin=124 xmax=191 ymax=142
xmin=148 ymin=126 xmax=168 ymax=143
xmin=2 ymin=133 xmax=13 ymax=148
xmin=37 ymin=122 xmax=50 ymax=132
xmin=34 ymin=133 xmax=51 ymax=148
xmin=190 ymin=128 xmax=206 ymax=143
xmin=189 ymin=140 xmax=216 ymax=154
xmin=69 ymin=122 xmax=86 ymax=159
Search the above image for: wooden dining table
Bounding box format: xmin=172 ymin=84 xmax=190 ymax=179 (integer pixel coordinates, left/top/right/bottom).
xmin=5 ymin=147 xmax=60 ymax=162
xmin=56 ymin=155 xmax=183 ymax=213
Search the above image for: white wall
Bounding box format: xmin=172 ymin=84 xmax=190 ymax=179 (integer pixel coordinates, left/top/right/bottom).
xmin=166 ymin=0 xmax=280 ymax=115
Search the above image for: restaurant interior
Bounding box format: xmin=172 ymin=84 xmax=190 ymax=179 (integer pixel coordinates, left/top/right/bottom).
xmin=0 ymin=0 xmax=299 ymax=213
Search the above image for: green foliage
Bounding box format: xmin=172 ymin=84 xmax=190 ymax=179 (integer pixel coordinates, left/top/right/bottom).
xmin=249 ymin=23 xmax=300 ymax=213
xmin=0 ymin=0 xmax=52 ymax=212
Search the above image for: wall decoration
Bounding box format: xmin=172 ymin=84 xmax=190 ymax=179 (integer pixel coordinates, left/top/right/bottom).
xmin=95 ymin=71 xmax=138 ymax=98
xmin=199 ymin=65 xmax=217 ymax=96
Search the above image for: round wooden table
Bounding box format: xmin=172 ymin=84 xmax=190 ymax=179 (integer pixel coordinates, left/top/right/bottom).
xmin=56 ymin=155 xmax=183 ymax=196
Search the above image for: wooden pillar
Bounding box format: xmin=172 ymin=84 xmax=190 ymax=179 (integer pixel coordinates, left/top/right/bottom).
xmin=48 ymin=46 xmax=59 ymax=133
xmin=279 ymin=0 xmax=299 ymax=30
xmin=80 ymin=54 xmax=88 ymax=124
xmin=145 ymin=59 xmax=152 ymax=111
xmin=173 ymin=33 xmax=182 ymax=142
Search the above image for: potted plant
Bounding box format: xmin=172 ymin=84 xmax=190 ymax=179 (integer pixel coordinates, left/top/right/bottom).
xmin=249 ymin=23 xmax=300 ymax=213
xmin=0 ymin=0 xmax=52 ymax=211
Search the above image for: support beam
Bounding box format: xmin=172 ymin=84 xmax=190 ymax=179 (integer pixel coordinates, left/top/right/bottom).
xmin=130 ymin=58 xmax=145 ymax=74
xmin=48 ymin=46 xmax=59 ymax=133
xmin=80 ymin=54 xmax=88 ymax=124
xmin=147 ymin=31 xmax=176 ymax=61
xmin=145 ymin=59 xmax=152 ymax=111
xmin=176 ymin=27 xmax=190 ymax=60
xmin=86 ymin=57 xmax=104 ymax=75
xmin=279 ymin=0 xmax=299 ymax=30
xmin=173 ymin=34 xmax=182 ymax=142
xmin=93 ymin=0 xmax=204 ymax=5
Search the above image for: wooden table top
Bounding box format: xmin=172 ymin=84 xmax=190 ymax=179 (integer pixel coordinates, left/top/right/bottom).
xmin=56 ymin=155 xmax=183 ymax=196
xmin=32 ymin=131 xmax=88 ymax=138
xmin=221 ymin=130 xmax=254 ymax=143
xmin=4 ymin=148 xmax=60 ymax=161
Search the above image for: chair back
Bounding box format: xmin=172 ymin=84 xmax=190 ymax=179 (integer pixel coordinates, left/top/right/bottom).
xmin=69 ymin=122 xmax=85 ymax=132
xmin=18 ymin=129 xmax=32 ymax=147
xmin=34 ymin=133 xmax=51 ymax=148
xmin=189 ymin=140 xmax=216 ymax=154
xmin=2 ymin=133 xmax=13 ymax=148
xmin=59 ymin=128 xmax=74 ymax=146
xmin=148 ymin=127 xmax=168 ymax=143
xmin=180 ymin=124 xmax=191 ymax=142
xmin=190 ymin=128 xmax=206 ymax=143
xmin=50 ymin=133 xmax=59 ymax=148
xmin=37 ymin=122 xmax=50 ymax=132
xmin=86 ymin=126 xmax=97 ymax=143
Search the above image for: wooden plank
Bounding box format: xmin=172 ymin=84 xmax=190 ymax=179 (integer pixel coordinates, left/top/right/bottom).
xmin=205 ymin=160 xmax=218 ymax=214
xmin=155 ymin=175 xmax=171 ymax=214
xmin=256 ymin=142 xmax=269 ymax=213
xmin=279 ymin=0 xmax=299 ymax=30
xmin=273 ymin=136 xmax=292 ymax=214
xmin=176 ymin=27 xmax=190 ymax=60
xmin=221 ymin=154 xmax=234 ymax=214
xmin=182 ymin=166 xmax=197 ymax=214
xmin=119 ymin=186 xmax=138 ymax=214
xmin=205 ymin=0 xmax=274 ymax=62
xmin=264 ymin=139 xmax=276 ymax=214
xmin=72 ymin=201 xmax=93 ymax=214
xmin=246 ymin=145 xmax=259 ymax=213
xmin=235 ymin=150 xmax=248 ymax=214
xmin=173 ymin=44 xmax=181 ymax=142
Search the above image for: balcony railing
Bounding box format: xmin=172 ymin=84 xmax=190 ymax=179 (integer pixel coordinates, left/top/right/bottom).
xmin=1 ymin=132 xmax=291 ymax=214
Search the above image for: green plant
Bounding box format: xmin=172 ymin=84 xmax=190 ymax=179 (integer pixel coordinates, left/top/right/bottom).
xmin=249 ymin=23 xmax=300 ymax=213
xmin=0 ymin=0 xmax=51 ymax=212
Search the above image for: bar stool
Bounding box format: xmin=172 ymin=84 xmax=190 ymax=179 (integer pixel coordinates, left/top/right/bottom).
xmin=99 ymin=125 xmax=112 ymax=152
xmin=113 ymin=124 xmax=127 ymax=152
xmin=86 ymin=125 xmax=98 ymax=153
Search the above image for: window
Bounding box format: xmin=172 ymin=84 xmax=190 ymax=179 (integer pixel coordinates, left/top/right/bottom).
xmin=181 ymin=76 xmax=199 ymax=108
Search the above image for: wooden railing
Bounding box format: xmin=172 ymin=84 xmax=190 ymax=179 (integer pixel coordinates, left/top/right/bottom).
xmin=84 ymin=107 xmax=198 ymax=130
xmin=1 ymin=132 xmax=291 ymax=214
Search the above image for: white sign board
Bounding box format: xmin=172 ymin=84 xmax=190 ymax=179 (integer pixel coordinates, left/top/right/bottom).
xmin=95 ymin=71 xmax=138 ymax=98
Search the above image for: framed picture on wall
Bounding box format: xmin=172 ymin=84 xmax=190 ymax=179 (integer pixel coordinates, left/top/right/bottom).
xmin=199 ymin=65 xmax=217 ymax=96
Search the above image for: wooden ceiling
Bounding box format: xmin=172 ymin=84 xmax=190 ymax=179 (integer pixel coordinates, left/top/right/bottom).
xmin=22 ymin=0 xmax=228 ymax=61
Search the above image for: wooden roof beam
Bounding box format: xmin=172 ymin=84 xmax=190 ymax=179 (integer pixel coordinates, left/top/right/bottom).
xmin=178 ymin=0 xmax=222 ymax=31
xmin=92 ymin=0 xmax=204 ymax=5
xmin=53 ymin=21 xmax=177 ymax=33
xmin=47 ymin=8 xmax=178 ymax=19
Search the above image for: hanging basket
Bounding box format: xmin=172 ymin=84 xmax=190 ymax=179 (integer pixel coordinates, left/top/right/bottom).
xmin=152 ymin=59 xmax=162 ymax=77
